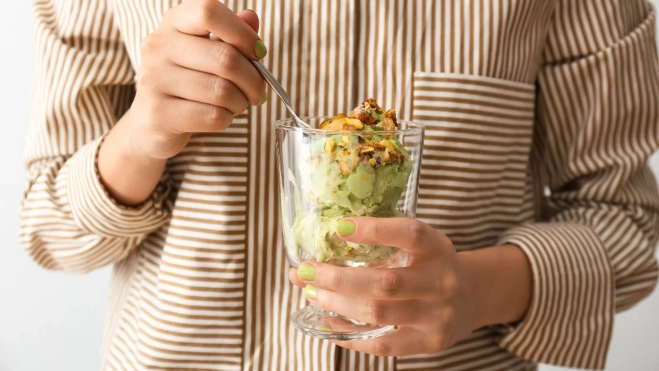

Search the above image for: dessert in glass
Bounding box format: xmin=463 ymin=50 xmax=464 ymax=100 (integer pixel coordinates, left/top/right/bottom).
xmin=276 ymin=99 xmax=424 ymax=340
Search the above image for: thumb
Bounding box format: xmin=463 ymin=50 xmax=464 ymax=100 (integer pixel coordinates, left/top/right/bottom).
xmin=237 ymin=9 xmax=260 ymax=33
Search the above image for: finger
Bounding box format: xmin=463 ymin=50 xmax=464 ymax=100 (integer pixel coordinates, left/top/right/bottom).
xmin=338 ymin=217 xmax=448 ymax=255
xmin=311 ymin=286 xmax=424 ymax=326
xmin=333 ymin=327 xmax=433 ymax=357
xmin=165 ymin=33 xmax=266 ymax=105
xmin=297 ymin=262 xmax=431 ymax=300
xmin=165 ymin=0 xmax=265 ymax=60
xmin=237 ymin=9 xmax=260 ymax=33
xmin=152 ymin=64 xmax=249 ymax=115
xmin=154 ymin=96 xmax=234 ymax=133
xmin=289 ymin=268 xmax=306 ymax=288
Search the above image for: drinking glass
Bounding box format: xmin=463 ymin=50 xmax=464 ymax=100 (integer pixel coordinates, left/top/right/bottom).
xmin=276 ymin=117 xmax=424 ymax=340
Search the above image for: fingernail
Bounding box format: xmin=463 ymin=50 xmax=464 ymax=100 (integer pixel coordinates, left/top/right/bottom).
xmin=336 ymin=220 xmax=356 ymax=236
xmin=257 ymin=93 xmax=268 ymax=106
xmin=304 ymin=284 xmax=317 ymax=300
xmin=319 ymin=324 xmax=332 ymax=331
xmin=255 ymin=40 xmax=268 ymax=59
xmin=298 ymin=263 xmax=316 ymax=281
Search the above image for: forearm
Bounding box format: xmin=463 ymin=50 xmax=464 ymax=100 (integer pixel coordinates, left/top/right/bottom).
xmin=458 ymin=244 xmax=532 ymax=329
xmin=98 ymin=110 xmax=167 ymax=206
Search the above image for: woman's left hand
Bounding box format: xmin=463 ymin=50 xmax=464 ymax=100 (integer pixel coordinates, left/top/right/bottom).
xmin=289 ymin=217 xmax=484 ymax=356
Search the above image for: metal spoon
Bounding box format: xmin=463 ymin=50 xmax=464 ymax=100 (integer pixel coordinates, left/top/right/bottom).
xmin=252 ymin=60 xmax=312 ymax=129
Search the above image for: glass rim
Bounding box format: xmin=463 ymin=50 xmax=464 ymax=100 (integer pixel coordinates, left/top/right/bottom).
xmin=275 ymin=116 xmax=425 ymax=135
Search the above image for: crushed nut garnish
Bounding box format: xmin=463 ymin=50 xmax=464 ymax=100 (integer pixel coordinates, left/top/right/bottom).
xmin=379 ymin=139 xmax=396 ymax=151
xmin=383 ymin=118 xmax=396 ymax=131
xmin=349 ymin=109 xmax=376 ymax=125
xmin=359 ymin=145 xmax=375 ymax=154
xmin=325 ymin=139 xmax=336 ymax=153
xmin=341 ymin=124 xmax=358 ymax=131
xmin=366 ymin=98 xmax=383 ymax=111
xmin=380 ymin=150 xmax=391 ymax=162
xmin=339 ymin=162 xmax=352 ymax=175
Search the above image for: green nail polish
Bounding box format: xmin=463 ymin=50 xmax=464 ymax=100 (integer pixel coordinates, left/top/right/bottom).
xmin=255 ymin=40 xmax=268 ymax=59
xmin=336 ymin=220 xmax=356 ymax=236
xmin=298 ymin=263 xmax=317 ymax=281
xmin=257 ymin=93 xmax=268 ymax=106
xmin=304 ymin=284 xmax=318 ymax=300
xmin=319 ymin=324 xmax=332 ymax=331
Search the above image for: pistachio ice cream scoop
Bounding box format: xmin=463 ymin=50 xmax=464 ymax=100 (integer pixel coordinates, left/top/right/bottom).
xmin=290 ymin=99 xmax=413 ymax=264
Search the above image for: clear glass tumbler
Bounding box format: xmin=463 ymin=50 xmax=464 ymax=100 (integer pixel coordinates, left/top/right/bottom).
xmin=276 ymin=117 xmax=425 ymax=341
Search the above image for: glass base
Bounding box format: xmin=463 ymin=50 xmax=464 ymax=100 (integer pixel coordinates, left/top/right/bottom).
xmin=290 ymin=305 xmax=395 ymax=341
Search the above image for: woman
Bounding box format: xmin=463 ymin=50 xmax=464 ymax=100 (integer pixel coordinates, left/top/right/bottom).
xmin=22 ymin=0 xmax=659 ymax=370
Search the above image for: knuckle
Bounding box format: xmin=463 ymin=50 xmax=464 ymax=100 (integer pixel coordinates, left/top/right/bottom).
xmin=196 ymin=0 xmax=217 ymax=23
xmin=365 ymin=220 xmax=380 ymax=240
xmin=440 ymin=273 xmax=458 ymax=300
xmin=363 ymin=300 xmax=386 ymax=324
xmin=439 ymin=307 xmax=455 ymax=324
xmin=207 ymin=106 xmax=230 ymax=131
xmin=327 ymin=269 xmax=346 ymax=291
xmin=407 ymin=221 xmax=426 ymax=246
xmin=425 ymin=336 xmax=446 ymax=353
xmin=370 ymin=341 xmax=392 ymax=357
xmin=136 ymin=69 xmax=156 ymax=89
xmin=212 ymin=78 xmax=230 ymax=104
xmin=140 ymin=34 xmax=159 ymax=57
xmin=373 ymin=271 xmax=402 ymax=298
xmin=216 ymin=44 xmax=239 ymax=73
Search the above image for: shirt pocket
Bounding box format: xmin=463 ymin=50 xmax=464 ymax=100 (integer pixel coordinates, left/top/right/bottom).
xmin=411 ymin=72 xmax=536 ymax=250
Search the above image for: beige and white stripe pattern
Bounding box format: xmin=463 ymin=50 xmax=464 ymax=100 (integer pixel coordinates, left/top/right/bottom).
xmin=21 ymin=0 xmax=659 ymax=370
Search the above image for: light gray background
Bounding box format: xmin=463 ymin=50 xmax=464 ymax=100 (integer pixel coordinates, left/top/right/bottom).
xmin=2 ymin=2 xmax=659 ymax=371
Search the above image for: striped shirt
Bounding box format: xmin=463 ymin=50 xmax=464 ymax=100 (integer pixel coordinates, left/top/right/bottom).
xmin=21 ymin=0 xmax=659 ymax=370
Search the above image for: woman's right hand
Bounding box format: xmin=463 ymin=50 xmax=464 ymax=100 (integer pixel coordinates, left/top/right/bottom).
xmin=127 ymin=0 xmax=267 ymax=160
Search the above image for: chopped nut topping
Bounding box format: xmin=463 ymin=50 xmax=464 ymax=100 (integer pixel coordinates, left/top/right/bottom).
xmin=339 ymin=162 xmax=352 ymax=175
xmin=383 ymin=118 xmax=396 ymax=131
xmin=366 ymin=98 xmax=383 ymax=111
xmin=341 ymin=124 xmax=358 ymax=131
xmin=325 ymin=139 xmax=336 ymax=153
xmin=320 ymin=117 xmax=345 ymax=130
xmin=373 ymin=143 xmax=386 ymax=151
xmin=385 ymin=109 xmax=397 ymax=123
xmin=379 ymin=139 xmax=396 ymax=151
xmin=349 ymin=109 xmax=376 ymax=124
xmin=350 ymin=153 xmax=359 ymax=168
xmin=359 ymin=145 xmax=375 ymax=154
xmin=380 ymin=150 xmax=391 ymax=162
xmin=344 ymin=118 xmax=364 ymax=129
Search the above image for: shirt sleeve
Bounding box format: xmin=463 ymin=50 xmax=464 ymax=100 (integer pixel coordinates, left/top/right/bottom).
xmin=20 ymin=0 xmax=171 ymax=274
xmin=495 ymin=1 xmax=659 ymax=369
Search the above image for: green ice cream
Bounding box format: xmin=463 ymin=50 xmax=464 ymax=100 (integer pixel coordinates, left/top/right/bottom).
xmin=289 ymin=100 xmax=413 ymax=264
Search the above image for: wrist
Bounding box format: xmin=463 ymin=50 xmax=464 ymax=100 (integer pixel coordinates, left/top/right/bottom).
xmin=457 ymin=244 xmax=532 ymax=329
xmin=98 ymin=110 xmax=167 ymax=206
xmin=119 ymin=109 xmax=169 ymax=165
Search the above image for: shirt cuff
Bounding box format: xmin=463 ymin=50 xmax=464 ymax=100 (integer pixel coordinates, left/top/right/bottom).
xmin=66 ymin=136 xmax=172 ymax=238
xmin=494 ymin=222 xmax=615 ymax=370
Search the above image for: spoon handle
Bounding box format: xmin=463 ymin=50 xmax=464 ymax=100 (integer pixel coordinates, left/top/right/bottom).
xmin=252 ymin=60 xmax=312 ymax=129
